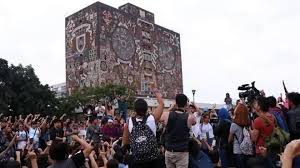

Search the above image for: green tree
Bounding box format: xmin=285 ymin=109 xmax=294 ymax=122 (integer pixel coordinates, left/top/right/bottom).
xmin=65 ymin=84 xmax=135 ymax=112
xmin=0 ymin=58 xmax=58 ymax=116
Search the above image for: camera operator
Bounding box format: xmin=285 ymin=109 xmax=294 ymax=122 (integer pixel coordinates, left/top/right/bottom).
xmin=237 ymin=82 xmax=261 ymax=124
xmin=250 ymin=97 xmax=275 ymax=155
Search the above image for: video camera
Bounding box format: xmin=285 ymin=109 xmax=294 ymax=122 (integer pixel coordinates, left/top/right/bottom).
xmin=238 ymin=81 xmax=261 ymax=105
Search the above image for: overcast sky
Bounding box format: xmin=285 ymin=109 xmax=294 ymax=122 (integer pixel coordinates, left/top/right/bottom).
xmin=1 ymin=0 xmax=300 ymax=103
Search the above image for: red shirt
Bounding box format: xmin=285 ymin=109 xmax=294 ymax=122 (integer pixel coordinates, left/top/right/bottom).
xmin=101 ymin=125 xmax=121 ymax=139
xmin=252 ymin=113 xmax=275 ymax=154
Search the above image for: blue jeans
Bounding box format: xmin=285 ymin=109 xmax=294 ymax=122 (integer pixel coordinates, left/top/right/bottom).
xmin=219 ymin=149 xmax=229 ymax=168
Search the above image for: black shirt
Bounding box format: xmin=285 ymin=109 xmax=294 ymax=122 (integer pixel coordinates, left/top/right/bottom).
xmin=49 ymin=128 xmax=64 ymax=141
xmin=214 ymin=119 xmax=231 ymax=149
xmin=165 ymin=111 xmax=190 ymax=152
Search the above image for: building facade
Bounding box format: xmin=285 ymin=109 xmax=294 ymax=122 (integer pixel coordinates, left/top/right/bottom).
xmin=50 ymin=83 xmax=67 ymax=98
xmin=65 ymin=2 xmax=183 ymax=99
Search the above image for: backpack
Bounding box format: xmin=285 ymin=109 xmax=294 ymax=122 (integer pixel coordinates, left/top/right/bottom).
xmin=260 ymin=115 xmax=290 ymax=154
xmin=129 ymin=115 xmax=159 ymax=162
xmin=271 ymin=111 xmax=289 ymax=133
xmin=265 ymin=127 xmax=289 ymax=154
xmin=238 ymin=127 xmax=254 ymax=155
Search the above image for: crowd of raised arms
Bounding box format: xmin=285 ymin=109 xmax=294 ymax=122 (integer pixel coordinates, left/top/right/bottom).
xmin=1 ymin=82 xmax=300 ymax=168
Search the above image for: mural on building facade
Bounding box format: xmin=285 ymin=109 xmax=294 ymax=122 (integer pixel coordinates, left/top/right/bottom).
xmin=65 ymin=2 xmax=183 ymax=99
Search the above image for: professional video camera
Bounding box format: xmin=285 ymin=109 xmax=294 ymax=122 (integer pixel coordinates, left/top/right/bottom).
xmin=238 ymin=81 xmax=261 ymax=105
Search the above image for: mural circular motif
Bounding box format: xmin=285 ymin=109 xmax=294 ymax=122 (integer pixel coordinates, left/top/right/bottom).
xmin=159 ymin=43 xmax=175 ymax=70
xmin=112 ymin=27 xmax=135 ymax=61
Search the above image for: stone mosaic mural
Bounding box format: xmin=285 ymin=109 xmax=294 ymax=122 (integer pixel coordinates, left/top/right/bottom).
xmin=65 ymin=2 xmax=183 ymax=99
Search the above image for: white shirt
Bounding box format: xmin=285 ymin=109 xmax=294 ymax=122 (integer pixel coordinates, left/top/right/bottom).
xmin=17 ymin=130 xmax=27 ymax=149
xmin=28 ymin=127 xmax=39 ymax=142
xmin=191 ymin=112 xmax=202 ymax=136
xmin=199 ymin=123 xmax=214 ymax=140
xmin=191 ymin=123 xmax=201 ymax=137
xmin=128 ymin=115 xmax=156 ymax=136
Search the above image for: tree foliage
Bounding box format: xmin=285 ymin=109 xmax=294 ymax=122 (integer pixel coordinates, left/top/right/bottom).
xmin=65 ymin=84 xmax=135 ymax=112
xmin=0 ymin=58 xmax=58 ymax=116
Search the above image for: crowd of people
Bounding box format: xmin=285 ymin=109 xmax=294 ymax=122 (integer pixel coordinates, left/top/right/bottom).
xmin=0 ymin=82 xmax=300 ymax=168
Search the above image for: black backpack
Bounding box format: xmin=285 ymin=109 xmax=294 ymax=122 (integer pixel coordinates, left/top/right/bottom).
xmin=129 ymin=115 xmax=159 ymax=163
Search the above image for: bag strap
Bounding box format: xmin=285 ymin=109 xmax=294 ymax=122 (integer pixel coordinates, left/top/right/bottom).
xmin=234 ymin=134 xmax=241 ymax=144
xmin=234 ymin=125 xmax=245 ymax=144
xmin=142 ymin=114 xmax=149 ymax=124
xmin=259 ymin=113 xmax=276 ymax=127
xmin=32 ymin=128 xmax=37 ymax=138
xmin=132 ymin=117 xmax=137 ymax=126
xmin=258 ymin=114 xmax=276 ymax=139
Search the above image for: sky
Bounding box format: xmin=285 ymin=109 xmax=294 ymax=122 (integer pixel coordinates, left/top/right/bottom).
xmin=1 ymin=0 xmax=300 ymax=104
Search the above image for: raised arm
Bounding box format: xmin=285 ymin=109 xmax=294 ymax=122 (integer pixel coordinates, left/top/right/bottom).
xmin=28 ymin=151 xmax=38 ymax=168
xmin=60 ymin=113 xmax=66 ymax=121
xmin=7 ymin=116 xmax=12 ymax=125
xmin=49 ymin=116 xmax=57 ymax=126
xmin=122 ymin=123 xmax=129 ymax=146
xmin=282 ymin=139 xmax=300 ymax=168
xmin=19 ymin=114 xmax=22 ymax=121
xmin=150 ymin=82 xmax=164 ymax=122
xmin=109 ymin=107 xmax=115 ymax=117
xmin=24 ymin=114 xmax=32 ymax=129
xmin=32 ymin=114 xmax=39 ymax=122
xmin=0 ymin=135 xmax=16 ymax=157
xmin=71 ymin=135 xmax=93 ymax=158
xmin=89 ymin=151 xmax=99 ymax=168
xmin=16 ymin=150 xmax=21 ymax=164
xmin=41 ymin=140 xmax=52 ymax=155
xmin=192 ymin=102 xmax=200 ymax=112
xmin=99 ymin=146 xmax=108 ymax=168
xmin=39 ymin=117 xmax=47 ymax=129
xmin=168 ymin=103 xmax=177 ymax=112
